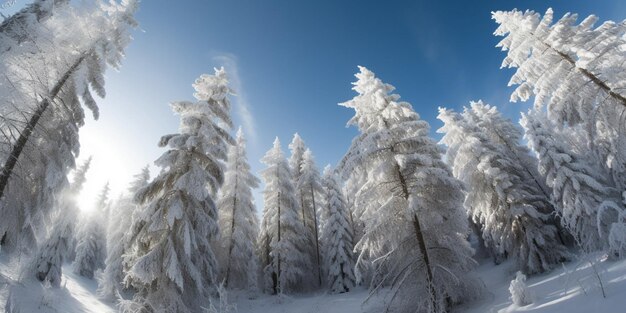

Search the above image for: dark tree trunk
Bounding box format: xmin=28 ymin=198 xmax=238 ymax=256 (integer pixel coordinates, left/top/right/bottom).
xmin=396 ymin=163 xmax=439 ymax=312
xmin=0 ymin=54 xmax=86 ymax=202
xmin=273 ymin=165 xmax=281 ymax=295
xmin=311 ymin=184 xmax=322 ymax=287
xmin=224 ymin=162 xmax=239 ymax=288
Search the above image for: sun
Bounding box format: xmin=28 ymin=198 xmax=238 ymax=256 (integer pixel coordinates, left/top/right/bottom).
xmin=74 ymin=121 xmax=140 ymax=213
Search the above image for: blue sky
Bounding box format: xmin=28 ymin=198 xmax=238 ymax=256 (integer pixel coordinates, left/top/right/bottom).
xmin=8 ymin=0 xmax=623 ymax=210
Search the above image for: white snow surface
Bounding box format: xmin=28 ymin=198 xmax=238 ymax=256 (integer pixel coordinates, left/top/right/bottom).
xmin=3 ymin=253 xmax=626 ymax=312
xmin=457 ymin=254 xmax=626 ymax=313
xmin=0 ymin=258 xmax=115 ymax=313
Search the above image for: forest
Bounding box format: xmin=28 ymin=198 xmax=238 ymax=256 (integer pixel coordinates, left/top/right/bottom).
xmin=2 ymin=1 xmax=626 ymax=313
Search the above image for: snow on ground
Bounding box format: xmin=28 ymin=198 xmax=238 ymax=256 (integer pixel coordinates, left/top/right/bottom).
xmin=233 ymin=287 xmax=382 ymax=313
xmin=458 ymin=253 xmax=626 ymax=313
xmin=0 ymin=259 xmax=115 ymax=313
xmin=2 ymin=253 xmax=626 ymax=312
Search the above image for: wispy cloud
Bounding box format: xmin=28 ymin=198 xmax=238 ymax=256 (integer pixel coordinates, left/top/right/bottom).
xmin=212 ymin=52 xmax=257 ymax=145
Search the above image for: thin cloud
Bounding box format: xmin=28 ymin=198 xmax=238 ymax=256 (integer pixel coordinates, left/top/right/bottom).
xmin=212 ymin=53 xmax=257 ymax=145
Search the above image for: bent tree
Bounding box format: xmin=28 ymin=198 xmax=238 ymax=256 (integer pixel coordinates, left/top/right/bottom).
xmin=340 ymin=66 xmax=478 ymax=313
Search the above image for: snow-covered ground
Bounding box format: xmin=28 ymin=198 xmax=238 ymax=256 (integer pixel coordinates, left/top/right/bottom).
xmin=2 ymin=253 xmax=626 ymax=312
xmin=233 ymin=287 xmax=381 ymax=313
xmin=0 ymin=257 xmax=115 ymax=313
xmin=458 ymin=253 xmax=626 ymax=313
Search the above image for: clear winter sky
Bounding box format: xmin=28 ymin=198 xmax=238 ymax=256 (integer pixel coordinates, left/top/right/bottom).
xmin=6 ymin=0 xmax=626 ymax=212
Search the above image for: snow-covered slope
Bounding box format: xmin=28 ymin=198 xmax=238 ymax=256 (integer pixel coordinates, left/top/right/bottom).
xmin=459 ymin=253 xmax=626 ymax=313
xmin=234 ymin=288 xmax=380 ymax=313
xmin=2 ymin=253 xmax=626 ymax=312
xmin=0 ymin=259 xmax=115 ymax=313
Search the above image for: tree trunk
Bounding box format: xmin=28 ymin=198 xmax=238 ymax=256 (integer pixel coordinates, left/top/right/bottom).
xmin=412 ymin=215 xmax=438 ymax=310
xmin=345 ymin=193 xmax=357 ymax=247
xmin=301 ymin=192 xmax=306 ymax=228
xmin=0 ymin=54 xmax=86 ymax=202
xmin=224 ymin=162 xmax=239 ymax=288
xmin=276 ymin=190 xmax=281 ymax=295
xmin=552 ymin=44 xmax=626 ymax=109
xmin=310 ymin=184 xmax=322 ymax=287
xmin=396 ymin=163 xmax=438 ymax=312
xmin=274 ymin=165 xmax=281 ymax=295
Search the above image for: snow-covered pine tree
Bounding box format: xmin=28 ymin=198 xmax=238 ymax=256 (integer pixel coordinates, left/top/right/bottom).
xmin=29 ymin=157 xmax=91 ymax=286
xmin=467 ymin=101 xmax=571 ymax=243
xmin=122 ymin=68 xmax=233 ymax=313
xmin=340 ymin=66 xmax=478 ymax=312
xmin=287 ymin=133 xmax=321 ymax=288
xmin=296 ymin=148 xmax=323 ymax=287
xmin=509 ymin=271 xmax=533 ymax=306
xmin=341 ymin=168 xmax=369 ymax=284
xmin=437 ymin=104 xmax=569 ymax=274
xmin=288 ymin=133 xmax=307 ymax=182
xmin=97 ymin=166 xmax=150 ymax=299
xmin=342 ymin=171 xmax=363 ymax=240
xmin=521 ymin=110 xmax=623 ymax=253
xmin=493 ymin=8 xmax=626 ymax=191
xmin=258 ymin=138 xmax=309 ymax=294
xmin=0 ymin=0 xmax=138 ymax=253
xmin=465 ymin=101 xmax=553 ymax=202
xmin=73 ymin=183 xmax=109 ymax=279
xmin=216 ymin=127 xmax=260 ymax=290
xmin=320 ymin=166 xmax=355 ymax=294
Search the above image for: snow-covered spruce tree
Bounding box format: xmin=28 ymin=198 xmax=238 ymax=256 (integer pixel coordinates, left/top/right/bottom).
xmin=493 ymin=8 xmax=626 ymax=191
xmin=288 ymin=133 xmax=307 ymax=182
xmin=73 ymin=183 xmax=109 ymax=279
xmin=521 ymin=111 xmax=623 ymax=253
xmin=464 ymin=101 xmax=553 ymax=206
xmin=340 ymin=167 xmax=369 ymax=284
xmin=28 ymin=157 xmax=91 ymax=286
xmin=340 ymin=66 xmax=478 ymax=312
xmin=122 ymin=68 xmax=233 ymax=313
xmin=216 ymin=127 xmax=260 ymax=290
xmin=97 ymin=166 xmax=150 ymax=299
xmin=288 ymin=133 xmax=320 ymax=288
xmin=320 ymin=166 xmax=355 ymax=294
xmin=296 ymin=148 xmax=324 ymax=287
xmin=342 ymin=170 xmax=362 ymax=240
xmin=0 ymin=0 xmax=138 ymax=252
xmin=258 ymin=138 xmax=309 ymax=294
xmin=465 ymin=101 xmax=571 ymax=240
xmin=438 ymin=103 xmax=569 ymax=274
xmin=509 ymin=271 xmax=533 ymax=306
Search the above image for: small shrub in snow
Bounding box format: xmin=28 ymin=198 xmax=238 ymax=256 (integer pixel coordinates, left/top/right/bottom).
xmin=509 ymin=271 xmax=532 ymax=306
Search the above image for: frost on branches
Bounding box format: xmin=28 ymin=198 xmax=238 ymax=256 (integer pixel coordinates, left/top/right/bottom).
xmin=0 ymin=0 xmax=70 ymax=54
xmin=438 ymin=102 xmax=569 ymax=274
xmin=258 ymin=138 xmax=310 ymax=294
xmin=216 ymin=127 xmax=260 ymax=290
xmin=122 ymin=68 xmax=233 ymax=313
xmin=320 ymin=166 xmax=355 ymax=294
xmin=28 ymin=157 xmax=91 ymax=286
xmin=0 ymin=0 xmax=138 ymax=253
xmin=296 ymin=148 xmax=324 ymax=288
xmin=493 ymin=8 xmax=626 ymax=194
xmin=97 ymin=166 xmax=150 ymax=299
xmin=289 ymin=134 xmax=323 ymax=288
xmin=73 ymin=183 xmax=109 ymax=279
xmin=340 ymin=66 xmax=479 ymax=313
xmin=521 ymin=111 xmax=624 ymax=254
xmin=509 ymin=271 xmax=533 ymax=306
